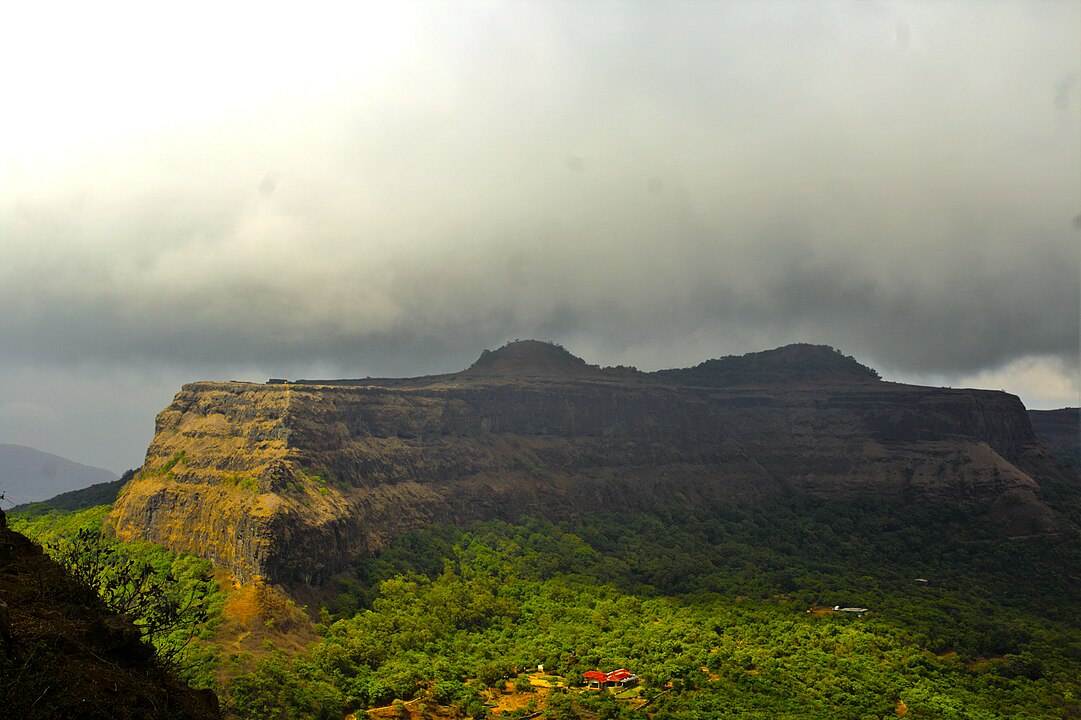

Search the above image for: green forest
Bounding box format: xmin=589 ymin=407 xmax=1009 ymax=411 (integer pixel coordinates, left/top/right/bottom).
xmin=10 ymin=494 xmax=1081 ymax=720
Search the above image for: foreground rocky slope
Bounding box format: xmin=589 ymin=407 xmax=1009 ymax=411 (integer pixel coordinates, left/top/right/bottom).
xmin=111 ymin=342 xmax=1074 ymax=586
xmin=0 ymin=508 xmax=220 ymax=720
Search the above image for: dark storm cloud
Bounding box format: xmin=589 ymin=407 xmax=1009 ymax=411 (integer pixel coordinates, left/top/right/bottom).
xmin=1 ymin=1 xmax=1078 ymax=469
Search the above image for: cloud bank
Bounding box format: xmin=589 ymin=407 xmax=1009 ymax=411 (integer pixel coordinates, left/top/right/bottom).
xmin=1 ymin=1 xmax=1077 ymax=470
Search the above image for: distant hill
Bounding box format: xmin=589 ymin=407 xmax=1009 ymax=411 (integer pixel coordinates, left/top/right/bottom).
xmin=13 ymin=470 xmax=134 ymax=516
xmin=0 ymin=444 xmax=118 ymax=506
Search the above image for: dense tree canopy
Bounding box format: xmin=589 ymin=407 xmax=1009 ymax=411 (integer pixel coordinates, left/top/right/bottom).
xmin=11 ymin=494 xmax=1081 ymax=719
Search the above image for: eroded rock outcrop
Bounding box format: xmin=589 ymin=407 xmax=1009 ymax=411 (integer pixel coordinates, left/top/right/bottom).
xmin=110 ymin=342 xmax=1072 ymax=585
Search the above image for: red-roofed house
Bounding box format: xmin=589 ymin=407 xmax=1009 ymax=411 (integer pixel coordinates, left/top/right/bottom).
xmin=584 ymin=669 xmax=639 ymax=688
xmin=584 ymin=671 xmax=608 ymax=687
xmin=605 ymin=669 xmax=638 ymax=687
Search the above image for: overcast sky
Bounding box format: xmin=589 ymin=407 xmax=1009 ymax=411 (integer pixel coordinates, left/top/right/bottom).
xmin=1 ymin=0 xmax=1078 ymax=474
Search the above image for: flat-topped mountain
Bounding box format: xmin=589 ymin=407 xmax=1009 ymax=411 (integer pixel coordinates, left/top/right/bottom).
xmin=110 ymin=342 xmax=1076 ymax=586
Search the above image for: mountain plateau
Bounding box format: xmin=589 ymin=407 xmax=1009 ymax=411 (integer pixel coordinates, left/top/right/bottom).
xmin=109 ymin=342 xmax=1076 ymax=586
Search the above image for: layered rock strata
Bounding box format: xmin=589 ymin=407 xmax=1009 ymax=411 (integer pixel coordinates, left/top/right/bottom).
xmin=111 ymin=342 xmax=1070 ymax=585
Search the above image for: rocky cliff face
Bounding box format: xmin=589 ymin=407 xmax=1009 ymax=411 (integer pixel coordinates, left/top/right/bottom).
xmin=1029 ymin=408 xmax=1080 ymax=466
xmin=110 ymin=342 xmax=1071 ymax=586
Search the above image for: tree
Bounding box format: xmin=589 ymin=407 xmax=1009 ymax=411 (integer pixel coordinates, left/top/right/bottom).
xmin=48 ymin=527 xmax=211 ymax=659
xmin=477 ymin=661 xmax=505 ymax=689
xmin=544 ymin=693 xmax=580 ymax=720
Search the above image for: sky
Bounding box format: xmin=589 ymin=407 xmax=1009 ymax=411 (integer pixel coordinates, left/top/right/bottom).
xmin=1 ymin=0 xmax=1078 ymax=474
